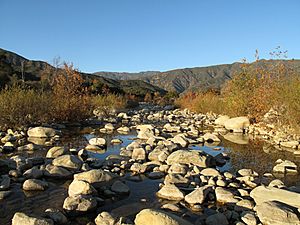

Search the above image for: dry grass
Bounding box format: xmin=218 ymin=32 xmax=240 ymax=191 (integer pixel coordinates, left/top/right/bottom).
xmin=176 ymin=55 xmax=300 ymax=130
xmin=92 ymin=94 xmax=127 ymax=115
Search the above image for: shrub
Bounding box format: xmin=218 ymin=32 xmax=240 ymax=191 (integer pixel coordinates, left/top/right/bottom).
xmin=92 ymin=94 xmax=127 ymax=115
xmin=50 ymin=63 xmax=93 ymax=122
xmin=0 ymin=85 xmax=51 ymax=129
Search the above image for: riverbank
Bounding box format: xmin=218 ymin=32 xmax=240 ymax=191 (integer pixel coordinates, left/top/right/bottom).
xmin=1 ymin=105 xmax=300 ymax=225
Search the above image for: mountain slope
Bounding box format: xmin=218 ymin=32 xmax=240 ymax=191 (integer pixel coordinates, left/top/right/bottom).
xmin=0 ymin=48 xmax=166 ymax=96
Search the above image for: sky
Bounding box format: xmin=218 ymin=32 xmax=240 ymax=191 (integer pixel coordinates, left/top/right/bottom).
xmin=0 ymin=0 xmax=299 ymax=73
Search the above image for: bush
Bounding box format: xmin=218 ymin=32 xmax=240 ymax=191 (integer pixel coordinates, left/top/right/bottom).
xmin=0 ymin=86 xmax=51 ymax=128
xmin=92 ymin=94 xmax=127 ymax=115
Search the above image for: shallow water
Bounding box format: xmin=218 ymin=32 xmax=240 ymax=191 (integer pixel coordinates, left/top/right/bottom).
xmin=1 ymin=125 xmax=300 ymax=224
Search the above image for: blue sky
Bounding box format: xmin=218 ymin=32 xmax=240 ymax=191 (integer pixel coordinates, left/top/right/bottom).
xmin=0 ymin=0 xmax=299 ymax=72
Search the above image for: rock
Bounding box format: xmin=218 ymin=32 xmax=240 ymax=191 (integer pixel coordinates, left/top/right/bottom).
xmin=256 ymin=201 xmax=300 ymax=225
xmin=280 ymin=141 xmax=299 ymax=149
xmin=223 ymin=133 xmax=250 ymax=145
xmin=170 ymin=134 xmax=189 ymax=147
xmin=63 ymin=195 xmax=97 ymax=213
xmin=12 ymin=212 xmax=54 ymax=225
xmin=27 ymin=127 xmax=56 ymax=138
xmin=117 ymin=126 xmax=130 ymax=133
xmin=74 ymin=169 xmax=115 ymax=187
xmin=224 ymin=117 xmax=250 ymax=132
xmin=215 ymin=187 xmax=238 ymax=204
xmin=89 ymin=137 xmax=106 ymax=146
xmin=156 ymin=184 xmax=184 ymax=201
xmin=148 ymin=171 xmax=165 ymax=179
xmin=250 ymin=185 xmax=300 ymax=208
xmin=44 ymin=208 xmax=68 ymax=224
xmin=215 ymin=115 xmax=230 ymax=126
xmin=273 ymin=160 xmax=298 ymax=174
xmin=166 ymin=150 xmax=214 ymax=167
xmin=95 ymin=211 xmax=116 ymax=225
xmin=235 ymin=199 xmax=255 ymax=211
xmin=130 ymin=163 xmax=147 ymax=173
xmin=164 ymin=173 xmax=189 ymax=187
xmin=52 ymin=155 xmax=82 ymax=170
xmin=203 ymin=133 xmax=220 ymax=143
xmin=85 ymin=144 xmax=103 ymax=151
xmin=163 ymin=123 xmax=181 ymax=133
xmin=104 ymin=123 xmax=115 ymax=130
xmin=23 ymin=167 xmax=43 ymax=179
xmin=240 ymin=212 xmax=257 ymax=225
xmin=185 ymin=185 xmax=212 ymax=205
xmin=46 ymin=146 xmax=67 ymax=158
xmin=238 ymin=169 xmax=258 ymax=177
xmin=206 ymin=213 xmax=229 ymax=225
xmin=137 ymin=129 xmax=155 ymax=140
xmin=111 ymin=139 xmax=123 ymax=144
xmin=200 ymin=168 xmax=221 ymax=177
xmin=168 ymin=163 xmax=187 ymax=175
xmin=135 ymin=208 xmax=192 ymax=225
xmin=111 ymin=181 xmax=130 ymax=194
xmin=44 ymin=165 xmax=72 ymax=178
xmin=132 ymin=148 xmax=146 ymax=160
xmin=23 ymin=179 xmax=48 ymax=191
xmin=0 ymin=175 xmax=10 ymax=190
xmin=68 ymin=180 xmax=97 ymax=196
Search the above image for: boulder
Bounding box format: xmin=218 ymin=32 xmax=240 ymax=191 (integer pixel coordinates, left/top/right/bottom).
xmin=68 ymin=180 xmax=97 ymax=196
xmin=52 ymin=155 xmax=82 ymax=170
xmin=200 ymin=168 xmax=221 ymax=177
xmin=111 ymin=181 xmax=130 ymax=194
xmin=250 ymin=185 xmax=300 ymax=208
xmin=63 ymin=195 xmax=97 ymax=213
xmin=156 ymin=184 xmax=184 ymax=201
xmin=12 ymin=212 xmax=54 ymax=225
xmin=206 ymin=213 xmax=229 ymax=225
xmin=273 ymin=160 xmax=298 ymax=174
xmin=224 ymin=117 xmax=250 ymax=132
xmin=170 ymin=134 xmax=189 ymax=148
xmin=166 ymin=150 xmax=214 ymax=167
xmin=46 ymin=146 xmax=67 ymax=158
xmin=130 ymin=163 xmax=147 ymax=173
xmin=73 ymin=169 xmax=115 ymax=187
xmin=215 ymin=187 xmax=238 ymax=203
xmin=203 ymin=133 xmax=220 ymax=143
xmin=95 ymin=211 xmax=116 ymax=225
xmin=44 ymin=165 xmax=72 ymax=178
xmin=132 ymin=148 xmax=146 ymax=160
xmin=256 ymin=201 xmax=300 ymax=225
xmin=185 ymin=185 xmax=212 ymax=205
xmin=135 ymin=208 xmax=193 ymax=225
xmin=23 ymin=179 xmax=48 ymax=191
xmin=89 ymin=137 xmax=106 ymax=146
xmin=215 ymin=115 xmax=230 ymax=126
xmin=27 ymin=127 xmax=56 ymax=138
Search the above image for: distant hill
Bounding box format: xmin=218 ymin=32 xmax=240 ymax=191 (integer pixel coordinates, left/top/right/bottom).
xmin=0 ymin=48 xmax=166 ymax=96
xmin=94 ymin=60 xmax=300 ymax=93
xmin=2 ymin=48 xmax=300 ymax=94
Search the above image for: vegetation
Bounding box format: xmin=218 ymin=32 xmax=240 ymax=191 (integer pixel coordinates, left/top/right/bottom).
xmin=0 ymin=63 xmax=128 ymax=129
xmin=176 ymin=48 xmax=300 ymax=130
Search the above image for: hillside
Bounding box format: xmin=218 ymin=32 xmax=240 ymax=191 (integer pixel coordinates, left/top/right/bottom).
xmin=0 ymin=48 xmax=166 ymax=96
xmin=94 ymin=60 xmax=300 ymax=93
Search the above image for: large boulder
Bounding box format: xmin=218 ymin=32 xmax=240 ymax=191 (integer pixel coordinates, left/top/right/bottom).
xmin=255 ymin=201 xmax=300 ymax=225
xmin=52 ymin=155 xmax=82 ymax=170
xmin=73 ymin=169 xmax=116 ymax=187
xmin=12 ymin=212 xmax=53 ymax=225
xmin=170 ymin=134 xmax=189 ymax=148
xmin=224 ymin=117 xmax=250 ymax=132
xmin=222 ymin=133 xmax=249 ymax=145
xmin=166 ymin=150 xmax=214 ymax=167
xmin=185 ymin=185 xmax=212 ymax=205
xmin=156 ymin=184 xmax=184 ymax=201
xmin=215 ymin=115 xmax=230 ymax=126
xmin=250 ymin=185 xmax=300 ymax=208
xmin=46 ymin=146 xmax=68 ymax=158
xmin=63 ymin=195 xmax=97 ymax=214
xmin=44 ymin=165 xmax=72 ymax=178
xmin=134 ymin=208 xmax=193 ymax=225
xmin=68 ymin=180 xmax=97 ymax=196
xmin=88 ymin=137 xmax=106 ymax=146
xmin=27 ymin=127 xmax=56 ymax=138
xmin=215 ymin=187 xmax=238 ymax=204
xmin=23 ymin=179 xmax=48 ymax=191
